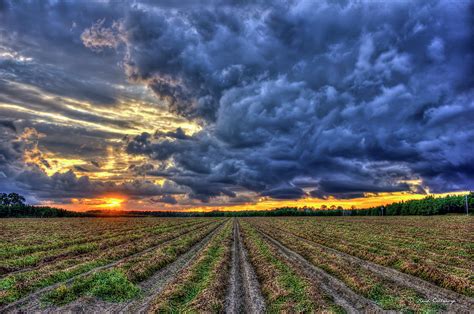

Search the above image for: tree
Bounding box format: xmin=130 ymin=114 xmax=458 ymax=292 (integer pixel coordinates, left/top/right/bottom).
xmin=0 ymin=193 xmax=9 ymax=206
xmin=7 ymin=193 xmax=26 ymax=206
xmin=0 ymin=192 xmax=26 ymax=206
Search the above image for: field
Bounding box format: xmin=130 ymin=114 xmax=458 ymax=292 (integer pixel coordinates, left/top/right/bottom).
xmin=0 ymin=216 xmax=473 ymax=313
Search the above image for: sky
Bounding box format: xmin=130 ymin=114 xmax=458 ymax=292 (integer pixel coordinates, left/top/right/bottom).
xmin=0 ymin=0 xmax=473 ymax=212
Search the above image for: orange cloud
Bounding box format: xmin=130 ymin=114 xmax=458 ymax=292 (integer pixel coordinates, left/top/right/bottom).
xmin=53 ymin=191 xmax=469 ymax=213
xmin=68 ymin=194 xmax=127 ymax=210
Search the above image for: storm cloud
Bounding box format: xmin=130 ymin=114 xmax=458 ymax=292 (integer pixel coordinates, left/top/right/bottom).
xmin=115 ymin=1 xmax=473 ymax=200
xmin=1 ymin=0 xmax=473 ymax=207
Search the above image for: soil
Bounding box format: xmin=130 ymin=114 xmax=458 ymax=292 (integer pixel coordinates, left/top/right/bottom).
xmin=1 ymin=221 xmax=221 ymax=313
xmin=270 ymin=225 xmax=474 ymax=312
xmin=257 ymin=228 xmax=383 ymax=313
xmin=225 ymin=219 xmax=266 ymax=314
xmin=4 ymin=218 xmax=472 ymax=313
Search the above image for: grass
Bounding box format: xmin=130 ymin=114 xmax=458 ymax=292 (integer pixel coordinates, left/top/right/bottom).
xmin=367 ymin=283 xmax=400 ymax=309
xmin=368 ymin=284 xmax=446 ymax=313
xmin=241 ymin=222 xmax=316 ymax=312
xmin=151 ymin=221 xmax=232 ymax=312
xmin=0 ymin=220 xmax=218 ymax=305
xmin=37 ymin=222 xmax=221 ymax=307
xmin=42 ymin=269 xmax=140 ymax=305
xmin=159 ymin=244 xmax=223 ymax=311
xmin=256 ymin=216 xmax=474 ymax=296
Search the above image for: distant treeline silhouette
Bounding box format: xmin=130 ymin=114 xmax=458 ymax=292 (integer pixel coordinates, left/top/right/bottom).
xmin=0 ymin=192 xmax=472 ymax=218
xmin=222 ymin=193 xmax=473 ymax=216
xmin=352 ymin=193 xmax=473 ymax=216
xmin=0 ymin=193 xmax=85 ymax=218
xmin=91 ymin=193 xmax=473 ymax=217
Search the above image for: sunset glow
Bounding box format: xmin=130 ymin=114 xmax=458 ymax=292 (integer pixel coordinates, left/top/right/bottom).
xmin=1 ymin=1 xmax=472 ymax=212
xmin=69 ymin=195 xmax=127 ymax=210
xmin=1 ymin=3 xmax=472 ymax=313
xmin=99 ymin=197 xmax=126 ymax=209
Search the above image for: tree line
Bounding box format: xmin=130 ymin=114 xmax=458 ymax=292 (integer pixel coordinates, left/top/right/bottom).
xmin=0 ymin=193 xmax=85 ymax=218
xmin=352 ymin=193 xmax=473 ymax=216
xmin=0 ymin=192 xmax=472 ymax=218
xmin=81 ymin=192 xmax=474 ymax=217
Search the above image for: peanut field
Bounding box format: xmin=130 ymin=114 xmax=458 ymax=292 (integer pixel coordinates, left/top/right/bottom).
xmin=0 ymin=216 xmax=472 ymax=313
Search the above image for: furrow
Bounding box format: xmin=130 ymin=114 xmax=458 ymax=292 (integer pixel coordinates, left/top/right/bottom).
xmin=0 ymin=221 xmax=220 ymax=313
xmin=257 ymin=228 xmax=382 ymax=313
xmin=271 ymin=225 xmax=474 ymax=312
xmin=225 ymin=219 xmax=265 ymax=314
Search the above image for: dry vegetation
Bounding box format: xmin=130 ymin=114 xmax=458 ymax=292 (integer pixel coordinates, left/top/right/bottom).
xmin=0 ymin=215 xmax=472 ymax=313
xmin=250 ymin=216 xmax=474 ymax=297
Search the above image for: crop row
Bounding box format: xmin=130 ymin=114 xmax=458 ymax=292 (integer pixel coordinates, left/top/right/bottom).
xmin=0 ymin=218 xmax=206 ymax=259
xmin=0 ymin=219 xmax=222 ymax=305
xmin=148 ymin=219 xmax=233 ymax=312
xmin=41 ymin=219 xmax=227 ymax=307
xmin=0 ymin=219 xmax=209 ymax=273
xmin=252 ymin=216 xmax=473 ymax=297
xmin=248 ymin=219 xmax=444 ymax=312
xmin=240 ymin=220 xmax=344 ymax=313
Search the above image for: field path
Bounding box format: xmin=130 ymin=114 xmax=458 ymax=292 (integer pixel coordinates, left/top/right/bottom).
xmin=256 ymin=227 xmax=382 ymax=313
xmin=225 ymin=219 xmax=265 ymax=314
xmin=0 ymin=220 xmax=220 ymax=313
xmin=268 ymin=225 xmax=474 ymax=312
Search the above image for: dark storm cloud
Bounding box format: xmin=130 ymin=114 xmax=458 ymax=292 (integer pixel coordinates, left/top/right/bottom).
xmin=151 ymin=195 xmax=178 ymax=205
xmin=117 ymin=0 xmax=473 ymax=201
xmin=173 ymin=176 xmax=236 ymax=203
xmin=310 ymin=180 xmax=411 ymax=200
xmin=1 ymin=0 xmax=473 ymax=205
xmin=0 ymin=120 xmax=16 ymax=132
xmin=261 ymin=186 xmax=306 ymax=200
xmin=0 ymin=122 xmax=21 ymax=173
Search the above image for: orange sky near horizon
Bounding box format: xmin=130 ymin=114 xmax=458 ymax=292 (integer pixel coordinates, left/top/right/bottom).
xmin=55 ymin=190 xmax=470 ymax=213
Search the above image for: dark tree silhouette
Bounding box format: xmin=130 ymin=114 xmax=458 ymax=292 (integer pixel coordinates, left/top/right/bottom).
xmin=7 ymin=193 xmax=26 ymax=206
xmin=0 ymin=193 xmax=9 ymax=206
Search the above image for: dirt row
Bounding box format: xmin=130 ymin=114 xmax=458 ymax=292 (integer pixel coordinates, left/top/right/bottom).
xmin=272 ymin=224 xmax=474 ymax=309
xmin=45 ymin=220 xmax=228 ymax=314
xmin=225 ymin=219 xmax=265 ymax=313
xmin=257 ymin=228 xmax=380 ymax=313
xmin=4 ymin=217 xmax=472 ymax=313
xmin=253 ymin=223 xmax=474 ymax=313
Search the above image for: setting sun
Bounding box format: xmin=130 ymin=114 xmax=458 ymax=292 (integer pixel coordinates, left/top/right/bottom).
xmin=100 ymin=197 xmax=126 ymax=209
xmin=68 ymin=195 xmax=127 ymax=210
